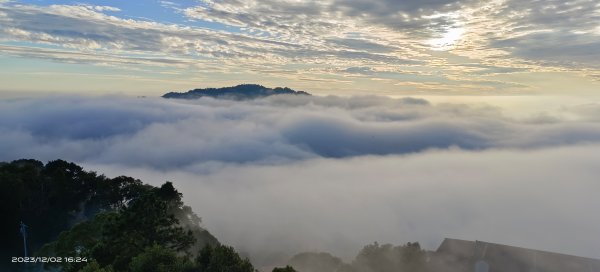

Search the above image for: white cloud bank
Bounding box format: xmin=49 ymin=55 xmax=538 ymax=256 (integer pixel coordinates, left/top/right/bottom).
xmin=2 ymin=95 xmax=600 ymax=266
xmin=95 ymin=146 xmax=600 ymax=266
xmin=2 ymin=95 xmax=600 ymax=168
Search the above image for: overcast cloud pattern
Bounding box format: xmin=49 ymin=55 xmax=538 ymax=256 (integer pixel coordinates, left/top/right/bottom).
xmin=0 ymin=0 xmax=599 ymax=94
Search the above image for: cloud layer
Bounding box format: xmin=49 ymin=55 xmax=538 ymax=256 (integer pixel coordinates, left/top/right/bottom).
xmin=1 ymin=0 xmax=599 ymax=94
xmin=2 ymin=95 xmax=600 ymax=267
xmin=2 ymin=95 xmax=600 ymax=169
xmin=97 ymin=145 xmax=600 ymax=266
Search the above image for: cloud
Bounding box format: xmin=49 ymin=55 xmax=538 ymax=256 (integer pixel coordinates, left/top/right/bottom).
xmin=187 ymin=0 xmax=472 ymax=40
xmin=0 ymin=4 xmax=242 ymax=55
xmin=184 ymin=0 xmax=600 ymax=70
xmin=485 ymin=0 xmax=600 ymax=68
xmin=92 ymin=145 xmax=600 ymax=267
xmin=3 ymin=95 xmax=600 ymax=267
xmin=2 ymin=95 xmax=600 ymax=169
xmin=0 ymin=2 xmax=419 ymax=68
xmin=1 ymin=1 xmax=598 ymax=93
xmin=472 ymin=0 xmax=600 ymax=72
xmin=0 ymin=45 xmax=197 ymax=68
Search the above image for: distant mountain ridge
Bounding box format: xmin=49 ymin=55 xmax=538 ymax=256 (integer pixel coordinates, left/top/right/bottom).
xmin=162 ymin=84 xmax=310 ymax=100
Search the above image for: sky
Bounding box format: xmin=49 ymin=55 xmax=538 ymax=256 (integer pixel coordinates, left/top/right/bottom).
xmin=0 ymin=0 xmax=599 ymax=96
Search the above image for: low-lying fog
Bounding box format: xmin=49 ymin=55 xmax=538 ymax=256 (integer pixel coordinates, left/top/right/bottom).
xmin=2 ymin=94 xmax=600 ymax=266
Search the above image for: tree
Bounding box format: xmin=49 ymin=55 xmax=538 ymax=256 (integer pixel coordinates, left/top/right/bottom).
xmin=91 ymin=183 xmax=196 ymax=270
xmin=195 ymin=244 xmax=256 ymax=272
xmin=1 ymin=159 xmax=151 ymax=271
xmin=272 ymin=265 xmax=297 ymax=272
xmin=36 ymin=212 xmax=115 ymax=272
xmin=79 ymin=261 xmax=114 ymax=272
xmin=352 ymin=242 xmax=428 ymax=272
xmin=2 ymin=159 xmax=228 ymax=271
xmin=129 ymin=244 xmax=194 ymax=272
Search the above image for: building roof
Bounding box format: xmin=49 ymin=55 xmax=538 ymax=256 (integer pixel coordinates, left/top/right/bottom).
xmin=429 ymin=238 xmax=600 ymax=272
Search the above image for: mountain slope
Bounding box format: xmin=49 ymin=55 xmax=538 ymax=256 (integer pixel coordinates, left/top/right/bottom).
xmin=162 ymin=84 xmax=310 ymax=100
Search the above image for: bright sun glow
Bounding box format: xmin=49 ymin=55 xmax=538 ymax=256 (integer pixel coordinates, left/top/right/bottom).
xmin=428 ymin=27 xmax=465 ymax=51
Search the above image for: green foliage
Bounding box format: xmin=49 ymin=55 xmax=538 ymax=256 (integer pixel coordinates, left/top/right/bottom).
xmin=288 ymin=242 xmax=428 ymax=272
xmin=196 ymin=244 xmax=256 ymax=272
xmin=163 ymin=84 xmax=310 ymax=100
xmin=86 ymin=175 xmax=149 ymax=213
xmin=92 ymin=183 xmax=197 ymax=270
xmin=36 ymin=212 xmax=116 ymax=271
xmin=129 ymin=244 xmax=194 ymax=272
xmin=272 ymin=265 xmax=297 ymax=272
xmin=0 ymin=159 xmax=219 ymax=272
xmin=352 ymin=242 xmax=428 ymax=272
xmin=0 ymin=160 xmax=150 ymax=262
xmin=80 ymin=261 xmax=114 ymax=272
xmin=0 ymin=159 xmax=118 ymax=271
xmin=40 ymin=180 xmax=219 ymax=271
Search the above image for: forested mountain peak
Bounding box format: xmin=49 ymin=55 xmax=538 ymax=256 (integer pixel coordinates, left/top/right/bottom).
xmin=162 ymin=84 xmax=310 ymax=100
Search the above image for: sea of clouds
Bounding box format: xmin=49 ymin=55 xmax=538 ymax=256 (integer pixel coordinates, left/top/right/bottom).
xmin=2 ymin=95 xmax=600 ymax=266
